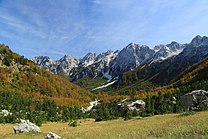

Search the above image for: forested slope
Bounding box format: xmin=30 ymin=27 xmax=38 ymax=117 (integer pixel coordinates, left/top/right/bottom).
xmin=0 ymin=44 xmax=93 ymax=106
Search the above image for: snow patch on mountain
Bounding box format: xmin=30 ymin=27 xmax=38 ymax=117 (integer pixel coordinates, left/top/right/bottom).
xmin=80 ymin=52 xmax=97 ymax=67
xmin=92 ymin=80 xmax=117 ymax=91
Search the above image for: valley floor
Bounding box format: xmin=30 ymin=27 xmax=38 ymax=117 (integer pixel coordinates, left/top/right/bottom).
xmin=1 ymin=111 xmax=208 ymax=139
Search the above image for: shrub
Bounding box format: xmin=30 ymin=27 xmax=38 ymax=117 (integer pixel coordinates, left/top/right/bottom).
xmin=69 ymin=120 xmax=78 ymax=127
xmin=124 ymin=111 xmax=133 ymax=121
xmin=178 ymin=111 xmax=195 ymax=117
xmin=95 ymin=117 xmax=103 ymax=122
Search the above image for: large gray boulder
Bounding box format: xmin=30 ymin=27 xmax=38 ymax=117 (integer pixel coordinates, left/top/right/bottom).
xmin=181 ymin=90 xmax=208 ymax=109
xmin=13 ymin=119 xmax=41 ymax=133
xmin=45 ymin=132 xmax=61 ymax=139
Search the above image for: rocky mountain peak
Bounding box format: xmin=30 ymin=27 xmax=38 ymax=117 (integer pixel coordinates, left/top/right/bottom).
xmin=182 ymin=35 xmax=208 ymax=58
xmin=80 ymin=52 xmax=97 ymax=66
xmin=190 ymin=35 xmax=208 ymax=46
xmin=191 ymin=35 xmax=202 ymax=44
xmin=153 ymin=45 xmax=167 ymax=52
xmin=31 ymin=56 xmax=53 ymax=67
xmin=110 ymin=43 xmax=155 ymax=77
xmin=59 ymin=54 xmax=73 ymax=62
xmin=151 ymin=41 xmax=185 ymax=62
xmin=126 ymin=42 xmax=136 ymax=47
xmin=106 ymin=50 xmax=114 ymax=54
xmin=96 ymin=50 xmax=115 ymax=61
xmin=167 ymin=41 xmax=185 ymax=52
xmin=124 ymin=43 xmax=138 ymax=52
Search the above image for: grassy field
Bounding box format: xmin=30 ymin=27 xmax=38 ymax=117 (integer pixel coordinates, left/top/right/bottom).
xmin=1 ymin=111 xmax=208 ymax=139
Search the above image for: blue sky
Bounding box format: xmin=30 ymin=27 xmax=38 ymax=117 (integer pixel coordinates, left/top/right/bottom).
xmin=0 ymin=0 xmax=208 ymax=59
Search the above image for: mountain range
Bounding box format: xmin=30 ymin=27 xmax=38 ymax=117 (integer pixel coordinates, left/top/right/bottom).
xmin=32 ymin=35 xmax=208 ymax=91
xmin=119 ymin=35 xmax=208 ymax=86
xmin=32 ymin=35 xmax=191 ymax=82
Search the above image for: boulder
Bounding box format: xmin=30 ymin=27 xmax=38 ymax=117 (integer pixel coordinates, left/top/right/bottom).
xmin=127 ymin=100 xmax=146 ymax=111
xmin=1 ymin=109 xmax=12 ymax=117
xmin=181 ymin=90 xmax=208 ymax=109
xmin=118 ymin=98 xmax=145 ymax=112
xmin=118 ymin=98 xmax=131 ymax=106
xmin=81 ymin=99 xmax=101 ymax=113
xmin=13 ymin=119 xmax=41 ymax=133
xmin=45 ymin=132 xmax=61 ymax=139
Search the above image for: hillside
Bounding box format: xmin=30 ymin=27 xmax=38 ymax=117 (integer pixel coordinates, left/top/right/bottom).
xmin=173 ymin=57 xmax=208 ymax=86
xmin=1 ymin=111 xmax=208 ymax=139
xmin=74 ymin=76 xmax=107 ymax=91
xmin=91 ymin=57 xmax=208 ymax=99
xmin=0 ymin=44 xmax=93 ymax=106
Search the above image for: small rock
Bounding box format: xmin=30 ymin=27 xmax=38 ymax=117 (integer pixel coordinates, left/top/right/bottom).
xmin=45 ymin=132 xmax=61 ymax=139
xmin=1 ymin=109 xmax=12 ymax=117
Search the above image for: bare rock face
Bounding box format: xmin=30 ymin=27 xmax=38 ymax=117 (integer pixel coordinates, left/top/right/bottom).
xmin=181 ymin=90 xmax=208 ymax=110
xmin=13 ymin=119 xmax=41 ymax=133
xmin=110 ymin=43 xmax=155 ymax=78
xmin=45 ymin=132 xmax=62 ymax=139
xmin=31 ymin=54 xmax=79 ymax=75
xmin=152 ymin=42 xmax=185 ymax=62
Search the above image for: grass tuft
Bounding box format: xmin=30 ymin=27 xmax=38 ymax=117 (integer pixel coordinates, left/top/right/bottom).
xmin=178 ymin=111 xmax=196 ymax=117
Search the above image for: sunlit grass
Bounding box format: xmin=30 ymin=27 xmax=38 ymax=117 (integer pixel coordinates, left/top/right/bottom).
xmin=1 ymin=111 xmax=208 ymax=139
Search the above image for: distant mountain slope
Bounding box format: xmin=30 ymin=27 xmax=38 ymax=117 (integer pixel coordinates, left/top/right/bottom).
xmin=119 ymin=36 xmax=208 ymax=88
xmin=151 ymin=41 xmax=185 ymax=62
xmin=173 ymin=57 xmax=208 ymax=86
xmin=109 ymin=43 xmax=155 ymax=78
xmin=0 ymin=44 xmax=92 ymax=106
xmin=70 ymin=50 xmax=118 ymax=81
